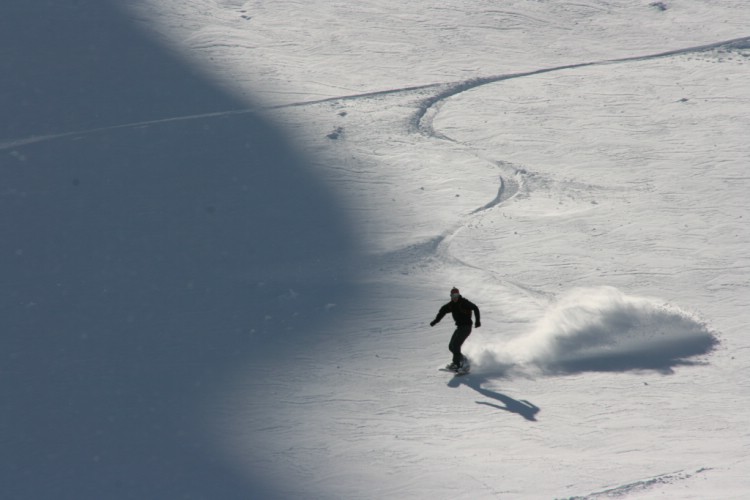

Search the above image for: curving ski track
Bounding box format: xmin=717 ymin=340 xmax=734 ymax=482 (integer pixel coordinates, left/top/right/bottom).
xmin=3 ymin=36 xmax=747 ymax=153
xmin=2 ymin=36 xmax=746 ymax=279
xmin=568 ymin=468 xmax=711 ymax=500
xmin=3 ymin=36 xmax=746 ymax=285
xmin=373 ymin=35 xmax=750 ymax=272
xmin=412 ymin=35 xmax=750 ymax=137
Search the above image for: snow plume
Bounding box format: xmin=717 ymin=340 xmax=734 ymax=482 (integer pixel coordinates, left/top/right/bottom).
xmin=471 ymin=287 xmax=717 ymax=376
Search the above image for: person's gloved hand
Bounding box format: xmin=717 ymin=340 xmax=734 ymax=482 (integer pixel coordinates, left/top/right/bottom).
xmin=475 ymin=321 xmax=481 ymax=328
xmin=430 ymin=320 xmax=437 ymax=327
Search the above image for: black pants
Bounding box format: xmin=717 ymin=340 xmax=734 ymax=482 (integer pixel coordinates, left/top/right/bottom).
xmin=448 ymin=324 xmax=472 ymax=365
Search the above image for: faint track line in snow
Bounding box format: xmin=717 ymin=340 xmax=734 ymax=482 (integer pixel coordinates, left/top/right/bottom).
xmin=565 ymin=468 xmax=711 ymax=499
xmin=469 ymin=161 xmax=522 ymax=214
xmin=3 ymin=36 xmax=746 ymax=152
xmin=0 ymin=108 xmax=260 ymax=150
xmin=401 ymin=34 xmax=750 ymax=285
xmin=0 ymin=82 xmax=442 ymax=151
xmin=413 ymin=35 xmax=750 ymax=136
xmin=273 ymin=34 xmax=750 ymax=120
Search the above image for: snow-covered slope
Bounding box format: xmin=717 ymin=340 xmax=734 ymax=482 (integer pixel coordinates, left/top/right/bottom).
xmin=4 ymin=0 xmax=749 ymax=498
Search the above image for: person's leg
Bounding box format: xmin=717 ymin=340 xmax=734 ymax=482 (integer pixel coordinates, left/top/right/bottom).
xmin=448 ymin=329 xmax=460 ymax=364
xmin=449 ymin=325 xmax=472 ymax=365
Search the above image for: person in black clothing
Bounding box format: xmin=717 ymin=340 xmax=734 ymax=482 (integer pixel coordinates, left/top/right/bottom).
xmin=430 ymin=287 xmax=481 ymax=370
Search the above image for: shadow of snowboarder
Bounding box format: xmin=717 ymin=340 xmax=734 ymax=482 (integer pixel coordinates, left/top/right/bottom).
xmin=448 ymin=375 xmax=540 ymax=421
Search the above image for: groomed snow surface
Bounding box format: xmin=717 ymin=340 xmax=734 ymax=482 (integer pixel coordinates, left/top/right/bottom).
xmin=3 ymin=1 xmax=749 ymax=499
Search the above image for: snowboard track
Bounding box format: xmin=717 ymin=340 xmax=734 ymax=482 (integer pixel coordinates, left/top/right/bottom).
xmin=567 ymin=467 xmax=711 ymax=499
xmin=328 ymin=35 xmax=749 ymax=293
xmin=2 ymin=36 xmax=747 ymax=152
xmin=411 ymin=35 xmax=750 ymax=136
xmin=4 ymin=36 xmax=745 ymax=310
xmin=402 ymin=34 xmax=750 ymax=284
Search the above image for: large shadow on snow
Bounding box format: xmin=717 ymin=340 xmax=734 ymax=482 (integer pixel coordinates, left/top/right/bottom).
xmin=1 ymin=2 xmax=358 ymax=499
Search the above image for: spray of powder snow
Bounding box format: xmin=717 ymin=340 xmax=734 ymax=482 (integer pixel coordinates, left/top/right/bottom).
xmin=469 ymin=286 xmax=717 ymax=376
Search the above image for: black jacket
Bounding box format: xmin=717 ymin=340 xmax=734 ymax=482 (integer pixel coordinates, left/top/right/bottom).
xmin=433 ymin=297 xmax=480 ymax=327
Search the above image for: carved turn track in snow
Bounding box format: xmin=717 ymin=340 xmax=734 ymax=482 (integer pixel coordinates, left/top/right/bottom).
xmin=3 ymin=37 xmax=747 ymax=154
xmin=412 ymin=35 xmax=750 ymax=136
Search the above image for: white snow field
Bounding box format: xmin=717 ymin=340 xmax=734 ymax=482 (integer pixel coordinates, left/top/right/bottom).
xmin=3 ymin=0 xmax=749 ymax=499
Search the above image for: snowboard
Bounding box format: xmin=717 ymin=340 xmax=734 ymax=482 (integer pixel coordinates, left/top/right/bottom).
xmin=439 ymin=365 xmax=470 ymax=376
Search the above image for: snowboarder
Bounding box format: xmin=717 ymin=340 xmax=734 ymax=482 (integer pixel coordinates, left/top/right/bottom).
xmin=430 ymin=287 xmax=481 ymax=371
